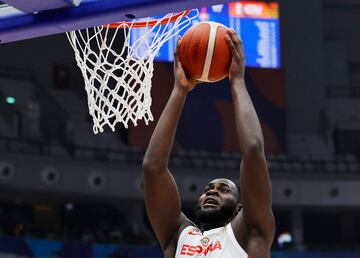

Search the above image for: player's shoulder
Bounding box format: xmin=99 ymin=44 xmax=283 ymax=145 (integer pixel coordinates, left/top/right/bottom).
xmin=177 ymin=214 xmax=197 ymax=238
xmin=231 ymin=211 xmax=273 ymax=255
xmin=163 ymin=215 xmax=196 ymax=257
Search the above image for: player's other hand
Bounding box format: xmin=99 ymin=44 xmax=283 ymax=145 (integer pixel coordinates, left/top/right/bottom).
xmin=174 ymin=38 xmax=200 ymax=92
xmin=225 ymin=29 xmax=245 ymax=82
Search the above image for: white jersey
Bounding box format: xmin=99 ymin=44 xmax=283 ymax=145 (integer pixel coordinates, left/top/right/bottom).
xmin=175 ymin=223 xmax=249 ymax=258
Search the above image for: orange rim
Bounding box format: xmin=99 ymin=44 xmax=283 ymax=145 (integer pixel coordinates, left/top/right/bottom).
xmin=105 ymin=10 xmax=191 ymax=28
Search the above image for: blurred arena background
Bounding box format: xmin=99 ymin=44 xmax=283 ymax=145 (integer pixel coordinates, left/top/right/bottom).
xmin=1 ymin=0 xmax=360 ymax=258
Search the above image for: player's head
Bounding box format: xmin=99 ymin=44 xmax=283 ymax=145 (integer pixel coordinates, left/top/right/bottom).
xmin=195 ymin=178 xmax=242 ymax=229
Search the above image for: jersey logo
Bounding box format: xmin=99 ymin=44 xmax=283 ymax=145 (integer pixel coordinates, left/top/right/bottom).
xmin=200 ymin=237 xmax=209 ymax=246
xmin=188 ymin=228 xmax=202 ymax=236
xmin=180 ymin=241 xmax=222 ymax=256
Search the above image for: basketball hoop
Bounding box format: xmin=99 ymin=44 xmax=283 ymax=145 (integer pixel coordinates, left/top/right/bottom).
xmin=67 ymin=9 xmax=199 ymax=134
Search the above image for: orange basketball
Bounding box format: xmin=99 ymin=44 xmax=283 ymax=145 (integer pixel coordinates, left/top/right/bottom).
xmin=179 ymin=21 xmax=232 ymax=83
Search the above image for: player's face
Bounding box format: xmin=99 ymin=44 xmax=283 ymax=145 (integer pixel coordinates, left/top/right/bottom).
xmin=195 ymin=179 xmax=241 ymax=226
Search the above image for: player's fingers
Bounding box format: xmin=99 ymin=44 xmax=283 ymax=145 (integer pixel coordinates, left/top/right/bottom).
xmin=225 ymin=34 xmax=241 ymax=62
xmin=189 ymin=78 xmax=201 ymax=86
xmin=174 ymin=37 xmax=182 ymax=64
xmin=228 ymin=28 xmax=240 ymax=43
xmin=228 ymin=28 xmax=244 ymax=57
xmin=237 ymin=38 xmax=245 ymax=60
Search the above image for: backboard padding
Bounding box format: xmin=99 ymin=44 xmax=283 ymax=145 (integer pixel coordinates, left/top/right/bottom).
xmin=0 ymin=0 xmax=233 ymax=43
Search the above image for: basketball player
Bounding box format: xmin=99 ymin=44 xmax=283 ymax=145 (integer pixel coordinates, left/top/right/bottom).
xmin=142 ymin=29 xmax=275 ymax=258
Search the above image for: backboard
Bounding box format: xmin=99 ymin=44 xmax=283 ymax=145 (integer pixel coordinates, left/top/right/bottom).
xmin=0 ymin=0 xmax=233 ymax=44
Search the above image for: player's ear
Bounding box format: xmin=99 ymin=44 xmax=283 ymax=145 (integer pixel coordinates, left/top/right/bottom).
xmin=236 ymin=203 xmax=243 ymax=213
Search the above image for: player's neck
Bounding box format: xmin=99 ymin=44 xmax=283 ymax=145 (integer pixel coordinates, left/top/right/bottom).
xmin=199 ymin=220 xmax=229 ymax=232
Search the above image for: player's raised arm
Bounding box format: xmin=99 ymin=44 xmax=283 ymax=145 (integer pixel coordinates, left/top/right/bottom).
xmin=225 ymin=29 xmax=275 ymax=254
xmin=142 ymin=39 xmax=198 ymax=250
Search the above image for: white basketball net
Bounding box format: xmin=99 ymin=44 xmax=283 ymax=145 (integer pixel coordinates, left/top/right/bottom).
xmin=67 ymin=10 xmax=198 ymax=134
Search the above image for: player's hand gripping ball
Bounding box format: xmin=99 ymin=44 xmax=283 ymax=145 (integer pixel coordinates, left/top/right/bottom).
xmin=179 ymin=21 xmax=232 ymax=83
